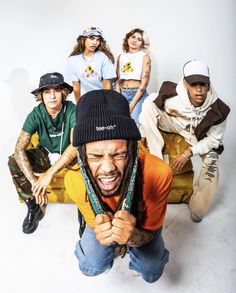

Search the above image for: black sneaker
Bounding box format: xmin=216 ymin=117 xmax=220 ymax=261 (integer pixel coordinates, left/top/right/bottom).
xmin=78 ymin=209 xmax=86 ymax=237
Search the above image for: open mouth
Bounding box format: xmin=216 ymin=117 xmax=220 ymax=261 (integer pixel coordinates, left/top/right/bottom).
xmin=196 ymin=94 xmax=204 ymax=99
xmin=97 ymin=175 xmax=120 ymax=193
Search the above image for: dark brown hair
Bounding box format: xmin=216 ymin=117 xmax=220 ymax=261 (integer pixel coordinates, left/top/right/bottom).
xmin=69 ymin=36 xmax=115 ymax=64
xmin=122 ymin=28 xmax=149 ymax=53
xmin=35 ymin=88 xmax=69 ymax=102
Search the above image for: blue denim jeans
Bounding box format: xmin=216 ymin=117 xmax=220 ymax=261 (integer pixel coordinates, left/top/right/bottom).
xmin=74 ymin=226 xmax=169 ymax=283
xmin=121 ymin=87 xmax=148 ymax=126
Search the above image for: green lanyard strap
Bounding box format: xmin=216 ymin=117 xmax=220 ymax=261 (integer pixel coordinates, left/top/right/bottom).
xmin=77 ymin=155 xmax=104 ymax=215
xmin=122 ymin=148 xmax=138 ymax=211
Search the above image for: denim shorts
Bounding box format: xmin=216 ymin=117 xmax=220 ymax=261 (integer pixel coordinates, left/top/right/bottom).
xmin=121 ymin=87 xmax=148 ymax=126
xmin=74 ymin=226 xmax=169 ymax=283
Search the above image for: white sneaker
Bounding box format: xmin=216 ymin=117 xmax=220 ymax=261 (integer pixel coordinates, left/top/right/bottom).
xmin=191 ymin=211 xmax=202 ymax=223
xmin=130 ymin=270 xmax=141 ymax=277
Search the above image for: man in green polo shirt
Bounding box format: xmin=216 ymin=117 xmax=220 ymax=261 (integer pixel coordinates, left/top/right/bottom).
xmin=8 ymin=72 xmax=77 ymax=234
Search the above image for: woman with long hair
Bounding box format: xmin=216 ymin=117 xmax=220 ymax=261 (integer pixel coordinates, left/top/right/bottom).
xmin=116 ymin=28 xmax=151 ymax=126
xmin=66 ymin=27 xmax=116 ymax=102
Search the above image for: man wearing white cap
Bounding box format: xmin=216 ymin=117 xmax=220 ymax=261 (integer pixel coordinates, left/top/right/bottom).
xmin=139 ymin=60 xmax=230 ymax=222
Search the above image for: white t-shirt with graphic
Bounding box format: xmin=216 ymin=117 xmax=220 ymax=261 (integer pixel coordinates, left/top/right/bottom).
xmin=119 ymin=51 xmax=146 ymax=81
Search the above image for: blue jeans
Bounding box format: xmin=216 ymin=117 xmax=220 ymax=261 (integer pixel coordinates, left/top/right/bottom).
xmin=74 ymin=226 xmax=169 ymax=283
xmin=121 ymin=87 xmax=148 ymax=126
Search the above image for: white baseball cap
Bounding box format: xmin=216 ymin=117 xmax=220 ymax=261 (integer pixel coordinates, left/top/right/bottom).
xmin=183 ymin=60 xmax=210 ymax=84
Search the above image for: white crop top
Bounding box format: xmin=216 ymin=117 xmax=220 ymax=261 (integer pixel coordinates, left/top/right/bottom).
xmin=119 ymin=51 xmax=146 ymax=80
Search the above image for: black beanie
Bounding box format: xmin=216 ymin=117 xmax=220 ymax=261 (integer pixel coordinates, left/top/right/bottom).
xmin=73 ymin=89 xmax=141 ymax=146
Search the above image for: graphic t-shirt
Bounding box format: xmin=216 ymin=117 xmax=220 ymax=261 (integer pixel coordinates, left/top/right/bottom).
xmin=66 ymin=51 xmax=116 ymax=93
xmin=119 ymin=51 xmax=146 ymax=80
xmin=23 ymin=101 xmax=76 ymax=154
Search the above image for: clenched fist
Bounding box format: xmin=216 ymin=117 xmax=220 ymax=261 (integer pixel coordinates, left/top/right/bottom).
xmin=111 ymin=210 xmax=136 ymax=245
xmin=93 ymin=213 xmax=114 ymax=246
xmin=93 ymin=210 xmax=137 ymax=246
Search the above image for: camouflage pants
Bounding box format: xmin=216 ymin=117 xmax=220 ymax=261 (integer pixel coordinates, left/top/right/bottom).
xmin=8 ymin=148 xmax=51 ymax=202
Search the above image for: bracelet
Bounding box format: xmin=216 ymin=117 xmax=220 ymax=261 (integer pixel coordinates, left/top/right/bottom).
xmin=182 ymin=148 xmax=192 ymax=160
xmin=138 ymin=87 xmax=145 ymax=92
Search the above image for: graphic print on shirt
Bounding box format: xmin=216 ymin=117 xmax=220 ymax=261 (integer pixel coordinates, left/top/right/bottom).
xmin=166 ymin=107 xmax=187 ymax=118
xmin=82 ymin=65 xmax=99 ymax=78
xmin=121 ymin=61 xmax=134 ymax=73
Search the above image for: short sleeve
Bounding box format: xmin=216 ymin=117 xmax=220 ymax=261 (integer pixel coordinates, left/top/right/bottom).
xmin=69 ymin=102 xmax=76 ymax=128
xmin=140 ymin=153 xmax=173 ymax=231
xmin=101 ymin=55 xmax=116 ymax=79
xmin=22 ymin=111 xmax=37 ymax=134
xmin=65 ymin=57 xmax=80 ymax=83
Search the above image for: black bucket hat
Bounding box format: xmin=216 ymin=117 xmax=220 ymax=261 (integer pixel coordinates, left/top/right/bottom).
xmin=31 ymin=72 xmax=73 ymax=95
xmin=73 ymin=89 xmax=141 ymax=146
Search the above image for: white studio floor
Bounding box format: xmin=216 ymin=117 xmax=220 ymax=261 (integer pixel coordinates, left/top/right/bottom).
xmin=0 ymin=149 xmax=235 ymax=293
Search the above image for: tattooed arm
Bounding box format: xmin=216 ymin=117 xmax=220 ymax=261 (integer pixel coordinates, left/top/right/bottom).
xmin=129 ymin=54 xmax=151 ymax=113
xmin=14 ymin=130 xmax=48 ymax=205
xmin=32 ymin=129 xmax=77 ymax=198
xmin=111 ymin=210 xmax=154 ymax=247
xmin=14 ymin=130 xmax=37 ymax=186
xmin=127 ymin=227 xmax=154 ymax=247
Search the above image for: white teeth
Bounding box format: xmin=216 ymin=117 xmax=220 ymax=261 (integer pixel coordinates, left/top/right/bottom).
xmin=100 ymin=177 xmax=116 ymax=183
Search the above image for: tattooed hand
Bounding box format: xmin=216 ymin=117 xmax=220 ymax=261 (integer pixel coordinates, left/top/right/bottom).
xmin=94 ymin=210 xmax=154 ymax=247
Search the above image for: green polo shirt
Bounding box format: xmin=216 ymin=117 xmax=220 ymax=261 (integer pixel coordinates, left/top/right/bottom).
xmin=23 ymin=101 xmax=76 ymax=154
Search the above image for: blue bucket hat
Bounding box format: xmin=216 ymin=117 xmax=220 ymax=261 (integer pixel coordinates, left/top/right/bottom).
xmin=77 ymin=27 xmax=104 ymax=42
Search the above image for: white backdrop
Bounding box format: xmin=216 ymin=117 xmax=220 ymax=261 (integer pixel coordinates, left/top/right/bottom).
xmin=0 ymin=0 xmax=235 ymax=187
xmin=0 ymin=0 xmax=235 ymax=161
xmin=0 ymin=1 xmax=235 ymax=292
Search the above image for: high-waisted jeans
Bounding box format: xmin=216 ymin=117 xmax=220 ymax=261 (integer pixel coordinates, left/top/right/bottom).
xmin=121 ymin=86 xmax=148 ymax=126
